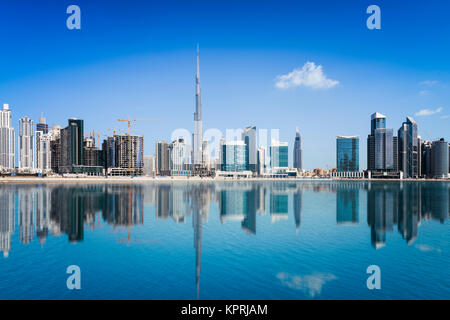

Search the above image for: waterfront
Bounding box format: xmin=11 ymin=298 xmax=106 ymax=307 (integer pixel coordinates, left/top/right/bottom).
xmin=0 ymin=181 xmax=449 ymax=299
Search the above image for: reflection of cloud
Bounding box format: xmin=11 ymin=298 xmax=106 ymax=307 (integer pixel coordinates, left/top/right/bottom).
xmin=414 ymin=107 xmax=443 ymax=117
xmin=415 ymin=244 xmax=442 ymax=253
xmin=275 ymin=62 xmax=339 ymax=90
xmin=276 ymin=272 xmax=337 ymax=298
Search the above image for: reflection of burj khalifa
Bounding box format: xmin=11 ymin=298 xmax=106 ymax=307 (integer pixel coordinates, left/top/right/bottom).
xmin=192 ymin=45 xmax=203 ymax=168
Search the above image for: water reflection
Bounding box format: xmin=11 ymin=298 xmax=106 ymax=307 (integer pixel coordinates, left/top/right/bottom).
xmin=0 ymin=181 xmax=449 ymax=296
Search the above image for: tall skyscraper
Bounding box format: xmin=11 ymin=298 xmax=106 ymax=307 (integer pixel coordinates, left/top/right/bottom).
xmin=60 ymin=118 xmax=84 ymax=173
xmin=192 ymin=46 xmax=203 ymax=167
xmin=293 ymin=128 xmax=302 ymax=171
xmin=367 ymin=112 xmax=397 ymax=172
xmin=35 ymin=131 xmax=51 ymax=172
xmin=257 ymin=146 xmax=266 ymax=175
xmin=169 ymin=138 xmax=189 ymax=176
xmin=0 ymin=104 xmax=15 ymax=170
xmin=398 ymin=116 xmax=419 ymax=178
xmin=242 ymin=126 xmax=257 ymax=172
xmin=19 ymin=117 xmax=34 ymax=169
xmin=336 ymin=136 xmax=359 ymax=172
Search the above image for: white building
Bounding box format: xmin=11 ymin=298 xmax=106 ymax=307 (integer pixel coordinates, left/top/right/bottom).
xmin=169 ymin=138 xmax=189 ymax=176
xmin=19 ymin=116 xmax=34 ymax=170
xmin=0 ymin=104 xmax=15 ymax=170
xmin=143 ymin=155 xmax=155 ymax=176
xmin=35 ymin=131 xmax=52 ymax=172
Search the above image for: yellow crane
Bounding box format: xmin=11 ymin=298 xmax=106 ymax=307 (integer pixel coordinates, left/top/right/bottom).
xmin=117 ymin=118 xmax=161 ymax=175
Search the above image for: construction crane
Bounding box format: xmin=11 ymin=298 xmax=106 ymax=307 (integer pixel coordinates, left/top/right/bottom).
xmin=106 ymin=128 xmax=126 ymax=136
xmin=117 ymin=118 xmax=161 ymax=175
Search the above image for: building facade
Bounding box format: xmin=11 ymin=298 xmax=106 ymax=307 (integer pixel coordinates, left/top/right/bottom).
xmin=398 ymin=116 xmax=419 ymax=178
xmin=336 ymin=136 xmax=359 ymax=172
xmin=18 ymin=117 xmax=35 ymax=169
xmin=431 ymin=139 xmax=449 ymax=179
xmin=155 ymin=141 xmax=170 ymax=176
xmin=242 ymin=126 xmax=257 ymax=172
xmin=293 ymin=128 xmax=302 ymax=171
xmin=169 ymin=138 xmax=190 ymax=176
xmin=270 ymin=141 xmax=288 ymax=169
xmin=220 ymin=140 xmax=247 ymax=172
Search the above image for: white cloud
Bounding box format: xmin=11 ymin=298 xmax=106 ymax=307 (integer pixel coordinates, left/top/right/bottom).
xmin=415 ymin=244 xmax=442 ymax=253
xmin=419 ymin=90 xmax=429 ymax=96
xmin=414 ymin=107 xmax=443 ymax=117
xmin=440 ymin=115 xmax=449 ymax=119
xmin=419 ymin=80 xmax=438 ymax=86
xmin=275 ymin=62 xmax=339 ymax=90
xmin=276 ymin=272 xmax=337 ymax=298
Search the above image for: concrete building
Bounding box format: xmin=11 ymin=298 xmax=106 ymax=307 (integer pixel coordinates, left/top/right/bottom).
xmin=18 ymin=117 xmax=34 ymax=170
xmin=112 ymin=134 xmax=144 ymax=175
xmin=143 ymin=155 xmax=155 ymax=176
xmin=0 ymin=104 xmax=15 ymax=170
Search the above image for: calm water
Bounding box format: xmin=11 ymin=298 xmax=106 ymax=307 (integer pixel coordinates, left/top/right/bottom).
xmin=0 ymin=181 xmax=449 ymax=300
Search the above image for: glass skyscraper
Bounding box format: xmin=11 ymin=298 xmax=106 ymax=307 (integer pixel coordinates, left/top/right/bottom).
xmin=336 ymin=136 xmax=359 ymax=172
xmin=270 ymin=141 xmax=288 ymax=169
xmin=221 ymin=141 xmax=247 ymax=172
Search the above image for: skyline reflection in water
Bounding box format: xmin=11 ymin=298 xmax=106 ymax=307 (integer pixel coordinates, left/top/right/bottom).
xmin=0 ymin=181 xmax=449 ymax=299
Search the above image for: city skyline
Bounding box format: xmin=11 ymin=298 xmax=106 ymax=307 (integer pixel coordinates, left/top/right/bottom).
xmin=1 ymin=1 xmax=449 ymax=170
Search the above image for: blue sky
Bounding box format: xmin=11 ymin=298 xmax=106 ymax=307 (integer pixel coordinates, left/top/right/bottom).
xmin=0 ymin=0 xmax=449 ymax=170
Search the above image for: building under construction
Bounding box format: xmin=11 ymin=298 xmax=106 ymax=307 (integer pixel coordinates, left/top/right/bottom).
xmin=104 ymin=134 xmax=144 ymax=176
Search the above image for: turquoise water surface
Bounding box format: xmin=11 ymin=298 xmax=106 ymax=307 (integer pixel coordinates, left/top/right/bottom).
xmin=0 ymin=181 xmax=449 ymax=299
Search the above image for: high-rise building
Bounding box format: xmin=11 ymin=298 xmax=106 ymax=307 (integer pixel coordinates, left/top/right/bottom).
xmin=49 ymin=125 xmax=62 ymax=173
xmin=421 ymin=140 xmax=432 ymax=178
xmin=336 ymin=136 xmax=359 ymax=172
xmin=60 ymin=119 xmax=84 ymax=173
xmin=398 ymin=116 xmax=419 ymax=178
xmin=431 ymin=138 xmax=449 ymax=179
xmin=155 ymin=141 xmax=170 ymax=176
xmin=35 ymin=131 xmax=52 ymax=172
xmin=114 ymin=134 xmax=144 ymax=175
xmin=192 ymin=46 xmax=203 ymax=167
xmin=242 ymin=126 xmax=257 ymax=172
xmin=220 ymin=140 xmax=247 ymax=172
xmin=19 ymin=117 xmax=35 ymax=169
xmin=367 ymin=112 xmax=397 ymax=172
xmin=293 ymin=128 xmax=302 ymax=171
xmin=143 ymin=155 xmax=155 ymax=176
xmin=169 ymin=138 xmax=189 ymax=176
xmin=270 ymin=141 xmax=288 ymax=169
xmin=0 ymin=104 xmax=15 ymax=170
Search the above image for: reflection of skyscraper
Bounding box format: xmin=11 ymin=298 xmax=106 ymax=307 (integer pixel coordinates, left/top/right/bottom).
xmin=242 ymin=187 xmax=257 ymax=234
xmin=0 ymin=188 xmax=15 ymax=258
xmin=398 ymin=183 xmax=419 ymax=244
xmin=36 ymin=187 xmax=51 ymax=244
xmin=270 ymin=192 xmax=288 ymax=222
xmin=367 ymin=184 xmax=397 ymax=249
xmin=336 ymin=187 xmax=359 ymax=224
xmin=219 ymin=190 xmax=246 ymax=223
xmin=18 ymin=188 xmax=35 ymax=245
xmin=156 ymin=184 xmax=170 ymax=220
xmin=293 ymin=189 xmax=302 ymax=232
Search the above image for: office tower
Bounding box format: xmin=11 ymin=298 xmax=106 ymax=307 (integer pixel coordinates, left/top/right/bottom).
xmin=336 ymin=136 xmax=359 ymax=172
xmin=0 ymin=104 xmax=15 ymax=170
xmin=169 ymin=138 xmax=189 ymax=176
xmin=257 ymin=146 xmax=266 ymax=175
xmin=36 ymin=114 xmax=48 ymax=134
xmin=83 ymin=137 xmax=102 ymax=167
xmin=192 ymin=46 xmax=203 ymax=167
xmin=202 ymin=140 xmax=210 ymax=170
xmin=421 ymin=141 xmax=432 ymax=178
xmin=431 ymin=138 xmax=449 ymax=179
xmin=270 ymin=141 xmax=288 ymax=169
xmin=242 ymin=126 xmax=257 ymax=172
xmin=367 ymin=112 xmax=397 ymax=172
xmin=0 ymin=191 xmax=15 ymax=258
xmin=60 ymin=119 xmax=84 ymax=173
xmin=293 ymin=128 xmax=302 ymax=171
xmin=155 ymin=141 xmax=170 ymax=176
xmin=398 ymin=116 xmax=419 ymax=178
xmin=143 ymin=155 xmax=155 ymax=176
xmin=35 ymin=131 xmax=52 ymax=172
xmin=18 ymin=117 xmax=35 ymax=169
xmin=220 ymin=140 xmax=247 ymax=172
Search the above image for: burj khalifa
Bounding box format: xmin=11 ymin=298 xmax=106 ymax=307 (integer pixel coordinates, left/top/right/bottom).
xmin=192 ymin=45 xmax=203 ymax=167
